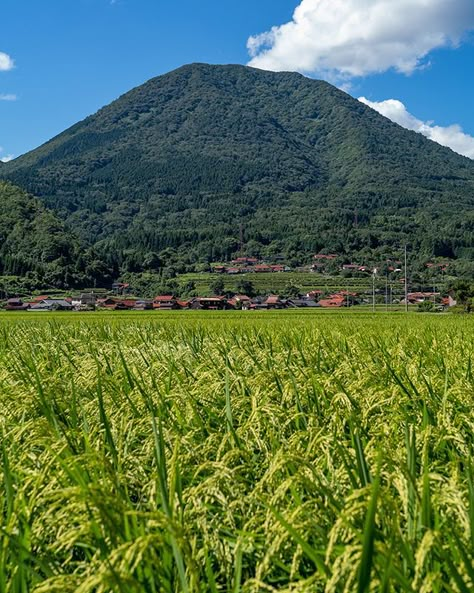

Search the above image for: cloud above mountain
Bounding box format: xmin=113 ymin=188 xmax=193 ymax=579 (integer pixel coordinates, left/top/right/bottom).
xmin=247 ymin=0 xmax=474 ymax=78
xmin=359 ymin=97 xmax=474 ymax=159
xmin=0 ymin=146 xmax=14 ymax=163
xmin=0 ymin=52 xmax=14 ymax=72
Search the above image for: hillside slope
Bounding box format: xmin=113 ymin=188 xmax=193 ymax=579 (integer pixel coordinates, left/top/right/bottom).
xmin=0 ymin=181 xmax=113 ymax=288
xmin=4 ymin=63 xmax=474 ymax=268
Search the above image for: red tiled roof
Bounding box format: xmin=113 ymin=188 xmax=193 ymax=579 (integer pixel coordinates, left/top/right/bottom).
xmin=32 ymin=295 xmax=51 ymax=302
xmin=319 ymin=299 xmax=345 ymax=308
xmin=154 ymin=295 xmax=175 ymax=302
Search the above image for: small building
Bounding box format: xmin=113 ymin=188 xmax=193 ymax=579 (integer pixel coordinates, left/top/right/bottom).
xmin=254 ymin=265 xmax=273 ymax=273
xmin=213 ymin=266 xmax=227 ymax=274
xmin=80 ymin=293 xmax=97 ymax=310
xmin=97 ymin=297 xmax=119 ymax=309
xmin=29 ymin=299 xmax=73 ymax=312
xmin=318 ymin=295 xmax=346 ymax=308
xmin=31 ymin=295 xmax=52 ymax=304
xmin=265 ymin=295 xmax=286 ymax=309
xmin=227 ymin=295 xmax=252 ymax=310
xmin=231 ymin=257 xmax=259 ymax=265
xmin=134 ymin=300 xmax=153 ymax=310
xmin=177 ymin=300 xmax=192 ymax=309
xmin=112 ymin=282 xmax=130 ymax=295
xmin=288 ymin=298 xmax=319 ymax=308
xmin=191 ymin=297 xmax=228 ymax=310
xmin=5 ymin=298 xmax=29 ymax=311
xmin=120 ymin=300 xmax=138 ymax=310
xmin=153 ymin=296 xmax=179 ymax=310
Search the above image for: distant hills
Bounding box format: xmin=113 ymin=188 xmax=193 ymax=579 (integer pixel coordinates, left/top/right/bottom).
xmin=3 ymin=63 xmax=474 ymax=278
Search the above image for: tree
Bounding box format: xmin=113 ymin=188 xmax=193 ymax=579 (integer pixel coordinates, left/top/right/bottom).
xmin=235 ymin=279 xmax=255 ymax=297
xmin=210 ymin=277 xmax=225 ymax=296
xmin=182 ymin=280 xmax=197 ymax=297
xmin=283 ymin=283 xmax=301 ymax=299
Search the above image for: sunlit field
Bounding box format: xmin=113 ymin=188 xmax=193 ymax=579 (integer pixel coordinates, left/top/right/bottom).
xmin=1 ymin=311 xmax=473 ymax=592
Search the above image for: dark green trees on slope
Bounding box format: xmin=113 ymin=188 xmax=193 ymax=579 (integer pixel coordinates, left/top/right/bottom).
xmin=0 ymin=182 xmax=114 ymax=289
xmin=3 ymin=63 xmax=474 ymax=270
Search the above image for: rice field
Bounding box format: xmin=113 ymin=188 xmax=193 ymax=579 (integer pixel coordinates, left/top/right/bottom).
xmin=1 ymin=310 xmax=474 ymax=592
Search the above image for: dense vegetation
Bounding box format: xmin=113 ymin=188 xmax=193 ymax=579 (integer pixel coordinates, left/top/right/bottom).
xmin=0 ymin=181 xmax=116 ymax=290
xmin=3 ymin=64 xmax=474 ymax=275
xmin=1 ymin=311 xmax=474 ymax=591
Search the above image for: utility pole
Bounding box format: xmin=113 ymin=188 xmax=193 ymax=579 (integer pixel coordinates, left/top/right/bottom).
xmin=372 ymin=268 xmax=377 ymax=312
xmin=404 ymin=245 xmax=409 ymax=313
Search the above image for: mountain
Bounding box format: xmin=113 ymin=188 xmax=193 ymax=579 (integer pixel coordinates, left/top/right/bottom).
xmin=3 ymin=63 xmax=474 ymax=273
xmin=0 ymin=181 xmax=114 ymax=290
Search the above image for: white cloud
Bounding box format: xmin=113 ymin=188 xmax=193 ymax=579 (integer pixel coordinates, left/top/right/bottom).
xmin=0 ymin=52 xmax=14 ymax=72
xmin=0 ymin=146 xmax=14 ymax=163
xmin=0 ymin=93 xmax=16 ymax=101
xmin=247 ymin=0 xmax=474 ymax=78
xmin=359 ymin=97 xmax=474 ymax=159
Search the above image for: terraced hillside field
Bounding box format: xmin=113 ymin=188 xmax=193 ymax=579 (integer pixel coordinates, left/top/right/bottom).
xmin=1 ymin=310 xmax=473 ymax=592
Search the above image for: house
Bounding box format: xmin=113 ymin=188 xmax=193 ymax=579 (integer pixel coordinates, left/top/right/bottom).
xmin=120 ymin=300 xmax=138 ymax=310
xmin=307 ymin=290 xmax=323 ymax=299
xmin=265 ymin=295 xmax=286 ymax=309
xmin=5 ymin=298 xmax=29 ymax=311
xmin=95 ymin=298 xmax=136 ymax=310
xmin=31 ymin=295 xmax=52 ymax=303
xmin=227 ymin=295 xmax=252 ymax=309
xmin=153 ymin=296 xmax=178 ymax=310
xmin=402 ymin=292 xmax=439 ymax=305
xmin=231 ymin=257 xmax=258 ymax=265
xmin=191 ymin=297 xmax=228 ymax=310
xmin=254 ymin=265 xmax=273 ymax=273
xmin=213 ymin=266 xmax=227 ymax=274
xmin=97 ymin=297 xmax=119 ymax=309
xmin=318 ymin=294 xmax=346 ymax=308
xmin=79 ymin=293 xmax=97 ymax=310
xmin=29 ymin=299 xmax=73 ymax=311
xmin=177 ymin=300 xmax=192 ymax=309
xmin=288 ymin=298 xmax=319 ymax=308
xmin=134 ymin=300 xmax=153 ymax=310
xmin=226 ymin=268 xmax=241 ymax=275
xmin=112 ymin=282 xmax=130 ymax=295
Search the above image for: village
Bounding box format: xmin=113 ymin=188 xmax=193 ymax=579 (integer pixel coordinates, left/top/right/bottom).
xmin=2 ymin=289 xmax=454 ymax=312
xmin=0 ymin=254 xmax=456 ymax=312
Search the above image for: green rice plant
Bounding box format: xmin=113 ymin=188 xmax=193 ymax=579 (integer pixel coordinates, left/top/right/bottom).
xmin=0 ymin=311 xmax=473 ymax=591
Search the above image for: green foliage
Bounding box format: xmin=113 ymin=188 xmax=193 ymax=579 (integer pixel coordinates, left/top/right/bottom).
xmin=417 ymin=300 xmax=436 ymax=312
xmin=282 ymin=282 xmax=302 ymax=298
xmin=235 ymin=278 xmax=256 ymax=297
xmin=0 ymin=182 xmax=83 ymax=289
xmin=209 ymin=276 xmax=225 ymax=296
xmin=3 ymin=64 xmax=474 ymax=273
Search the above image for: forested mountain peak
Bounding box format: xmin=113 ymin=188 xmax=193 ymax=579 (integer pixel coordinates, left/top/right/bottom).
xmin=3 ymin=63 xmax=474 ymax=267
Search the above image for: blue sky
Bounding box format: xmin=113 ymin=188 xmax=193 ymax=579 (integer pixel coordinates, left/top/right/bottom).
xmin=1 ymin=0 xmax=474 ymax=160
